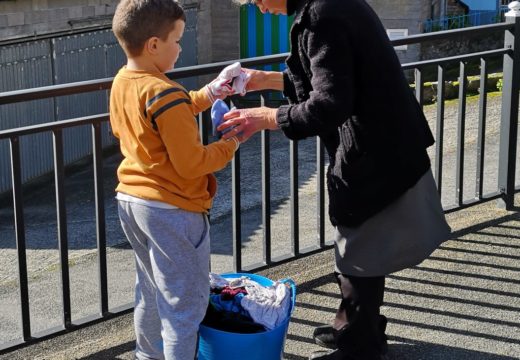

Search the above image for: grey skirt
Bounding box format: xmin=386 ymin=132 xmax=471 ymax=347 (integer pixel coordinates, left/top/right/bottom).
xmin=334 ymin=169 xmax=451 ymax=277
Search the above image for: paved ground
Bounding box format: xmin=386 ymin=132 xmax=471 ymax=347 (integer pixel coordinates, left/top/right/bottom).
xmin=2 ymin=200 xmax=520 ymax=360
xmin=1 ymin=93 xmax=520 ymax=359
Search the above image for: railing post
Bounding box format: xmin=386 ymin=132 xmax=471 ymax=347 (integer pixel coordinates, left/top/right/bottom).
xmin=497 ymin=1 xmax=520 ymax=209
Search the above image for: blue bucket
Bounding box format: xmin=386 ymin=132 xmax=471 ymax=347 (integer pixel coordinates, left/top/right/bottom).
xmin=198 ymin=273 xmax=296 ymax=360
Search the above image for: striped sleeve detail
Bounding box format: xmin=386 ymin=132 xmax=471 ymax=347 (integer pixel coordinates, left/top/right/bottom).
xmin=144 ymin=87 xmax=189 ymax=118
xmin=150 ymin=98 xmax=192 ymax=130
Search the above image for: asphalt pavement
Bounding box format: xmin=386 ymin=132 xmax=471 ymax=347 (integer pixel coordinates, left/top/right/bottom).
xmin=1 ymin=94 xmax=520 ymax=359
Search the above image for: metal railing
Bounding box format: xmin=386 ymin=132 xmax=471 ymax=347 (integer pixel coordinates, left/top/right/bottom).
xmin=1 ymin=9 xmax=520 ymax=354
xmin=424 ymin=9 xmax=507 ymax=33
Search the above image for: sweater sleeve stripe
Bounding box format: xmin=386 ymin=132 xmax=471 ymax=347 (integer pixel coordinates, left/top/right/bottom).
xmin=144 ymin=87 xmax=189 ymax=117
xmin=150 ymin=98 xmax=192 ymax=130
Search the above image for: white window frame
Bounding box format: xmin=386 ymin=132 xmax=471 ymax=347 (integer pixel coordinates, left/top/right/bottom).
xmin=386 ymin=29 xmax=408 ymax=51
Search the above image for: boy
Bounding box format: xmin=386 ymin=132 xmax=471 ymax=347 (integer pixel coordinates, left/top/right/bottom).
xmin=110 ymin=1 xmax=240 ymax=359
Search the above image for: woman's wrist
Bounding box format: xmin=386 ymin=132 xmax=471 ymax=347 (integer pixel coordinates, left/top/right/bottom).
xmin=263 ymin=71 xmax=284 ymax=91
xmin=266 ymin=107 xmax=280 ymax=130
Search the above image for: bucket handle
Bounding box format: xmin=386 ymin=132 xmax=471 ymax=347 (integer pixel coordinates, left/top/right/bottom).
xmin=279 ymin=278 xmax=297 ymax=313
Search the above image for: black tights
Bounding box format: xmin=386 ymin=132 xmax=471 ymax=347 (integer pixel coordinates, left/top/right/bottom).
xmin=332 ymin=272 xmax=387 ymax=360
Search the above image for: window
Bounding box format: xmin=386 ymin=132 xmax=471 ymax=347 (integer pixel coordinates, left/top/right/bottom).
xmin=386 ymin=29 xmax=408 ymax=51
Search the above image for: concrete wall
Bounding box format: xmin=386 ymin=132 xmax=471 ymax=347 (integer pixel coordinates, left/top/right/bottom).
xmin=367 ymin=0 xmax=432 ymax=64
xmin=0 ymin=0 xmax=118 ymax=41
xmin=0 ymin=0 xmax=434 ymax=64
xmin=195 ymin=0 xmax=240 ymax=64
xmin=1 ymin=0 xmax=465 ymax=75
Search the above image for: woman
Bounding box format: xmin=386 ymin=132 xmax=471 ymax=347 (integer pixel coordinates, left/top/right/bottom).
xmin=224 ymin=0 xmax=451 ymax=359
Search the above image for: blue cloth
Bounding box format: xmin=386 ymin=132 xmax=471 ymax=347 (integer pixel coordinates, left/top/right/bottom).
xmin=211 ymin=99 xmax=235 ymax=138
xmin=209 ymin=293 xmax=248 ymax=316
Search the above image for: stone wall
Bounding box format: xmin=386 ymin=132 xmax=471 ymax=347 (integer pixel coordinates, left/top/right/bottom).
xmin=0 ymin=0 xmax=118 ymax=41
xmin=421 ymin=31 xmax=503 ymax=74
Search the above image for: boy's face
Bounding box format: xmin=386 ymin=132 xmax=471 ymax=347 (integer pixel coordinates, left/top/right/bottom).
xmin=155 ymin=19 xmax=185 ymax=72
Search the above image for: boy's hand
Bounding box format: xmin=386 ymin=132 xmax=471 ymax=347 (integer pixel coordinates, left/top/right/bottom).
xmin=205 ymin=78 xmax=235 ymax=102
xmin=205 ymin=62 xmax=251 ymax=102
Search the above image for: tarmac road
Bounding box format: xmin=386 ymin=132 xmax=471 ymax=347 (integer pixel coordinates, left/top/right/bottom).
xmin=1 ymin=93 xmax=519 ymax=350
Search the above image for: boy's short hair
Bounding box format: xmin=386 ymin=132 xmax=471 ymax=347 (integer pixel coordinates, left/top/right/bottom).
xmin=112 ymin=0 xmax=186 ymax=57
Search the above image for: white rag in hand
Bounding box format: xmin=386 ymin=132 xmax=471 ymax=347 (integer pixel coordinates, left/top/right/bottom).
xmin=207 ymin=62 xmax=251 ymax=98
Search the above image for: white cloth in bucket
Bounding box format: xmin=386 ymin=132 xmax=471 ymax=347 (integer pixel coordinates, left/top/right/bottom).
xmin=240 ymin=281 xmax=291 ymax=330
xmin=208 ymin=273 xmax=291 ymax=330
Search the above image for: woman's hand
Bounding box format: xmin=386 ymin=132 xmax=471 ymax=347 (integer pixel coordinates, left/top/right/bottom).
xmin=218 ymin=107 xmax=279 ymax=143
xmin=242 ymin=69 xmax=284 ymax=92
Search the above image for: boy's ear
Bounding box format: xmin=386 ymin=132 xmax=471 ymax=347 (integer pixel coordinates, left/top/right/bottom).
xmin=145 ymin=37 xmax=159 ymax=55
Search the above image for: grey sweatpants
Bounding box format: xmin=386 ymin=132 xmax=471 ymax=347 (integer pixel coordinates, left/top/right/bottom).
xmin=118 ymin=200 xmax=210 ymax=360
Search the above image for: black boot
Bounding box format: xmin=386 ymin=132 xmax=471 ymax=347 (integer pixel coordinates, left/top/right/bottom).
xmin=309 ymin=349 xmax=389 ymax=360
xmin=312 ymin=325 xmax=338 ymax=349
xmin=313 ymin=315 xmax=388 ymax=352
xmin=309 ymin=349 xmax=339 ymax=360
xmin=316 ymin=274 xmax=387 ymax=360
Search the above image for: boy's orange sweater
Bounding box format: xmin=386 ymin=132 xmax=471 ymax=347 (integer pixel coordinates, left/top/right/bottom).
xmin=109 ymin=67 xmax=237 ymax=213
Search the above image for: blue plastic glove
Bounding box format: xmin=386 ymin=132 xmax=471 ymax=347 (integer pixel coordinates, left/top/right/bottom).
xmin=211 ymin=99 xmax=237 ymax=138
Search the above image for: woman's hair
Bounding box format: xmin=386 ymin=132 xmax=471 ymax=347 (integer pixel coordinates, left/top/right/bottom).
xmin=112 ymin=0 xmax=186 ymax=57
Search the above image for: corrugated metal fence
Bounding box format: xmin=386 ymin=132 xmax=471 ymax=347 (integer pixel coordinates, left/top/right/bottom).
xmin=0 ymin=6 xmax=197 ymax=194
xmin=0 ymin=30 xmax=124 ymax=194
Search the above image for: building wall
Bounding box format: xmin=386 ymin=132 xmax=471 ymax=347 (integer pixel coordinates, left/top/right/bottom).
xmin=366 ymin=0 xmax=432 ymax=64
xmin=0 ymin=0 xmax=118 ymax=41
xmin=462 ymin=0 xmax=499 ymax=11
xmin=0 ymin=0 xmax=453 ymax=74
xmin=447 ymin=0 xmax=469 ymax=15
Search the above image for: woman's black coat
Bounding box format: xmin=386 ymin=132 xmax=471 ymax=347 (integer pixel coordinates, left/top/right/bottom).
xmin=276 ymin=0 xmax=435 ymax=227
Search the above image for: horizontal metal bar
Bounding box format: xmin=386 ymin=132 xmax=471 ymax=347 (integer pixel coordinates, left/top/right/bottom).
xmin=0 ymin=304 xmax=134 ymax=355
xmin=0 ymin=80 xmax=113 ymax=106
xmin=2 ymin=45 xmax=503 ymax=106
xmin=167 ymin=53 xmax=289 ymax=79
xmin=391 ymin=22 xmax=514 ymax=46
xmin=1 ymin=21 xmax=512 ymax=106
xmin=0 ymin=54 xmax=288 ymax=106
xmin=443 ymin=192 xmax=502 ymax=213
xmin=241 ymin=245 xmax=335 ymax=273
xmin=0 ymin=25 xmax=113 ymax=47
xmin=402 ymin=48 xmax=509 ymax=70
xmin=0 ymin=114 xmax=109 ymax=140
